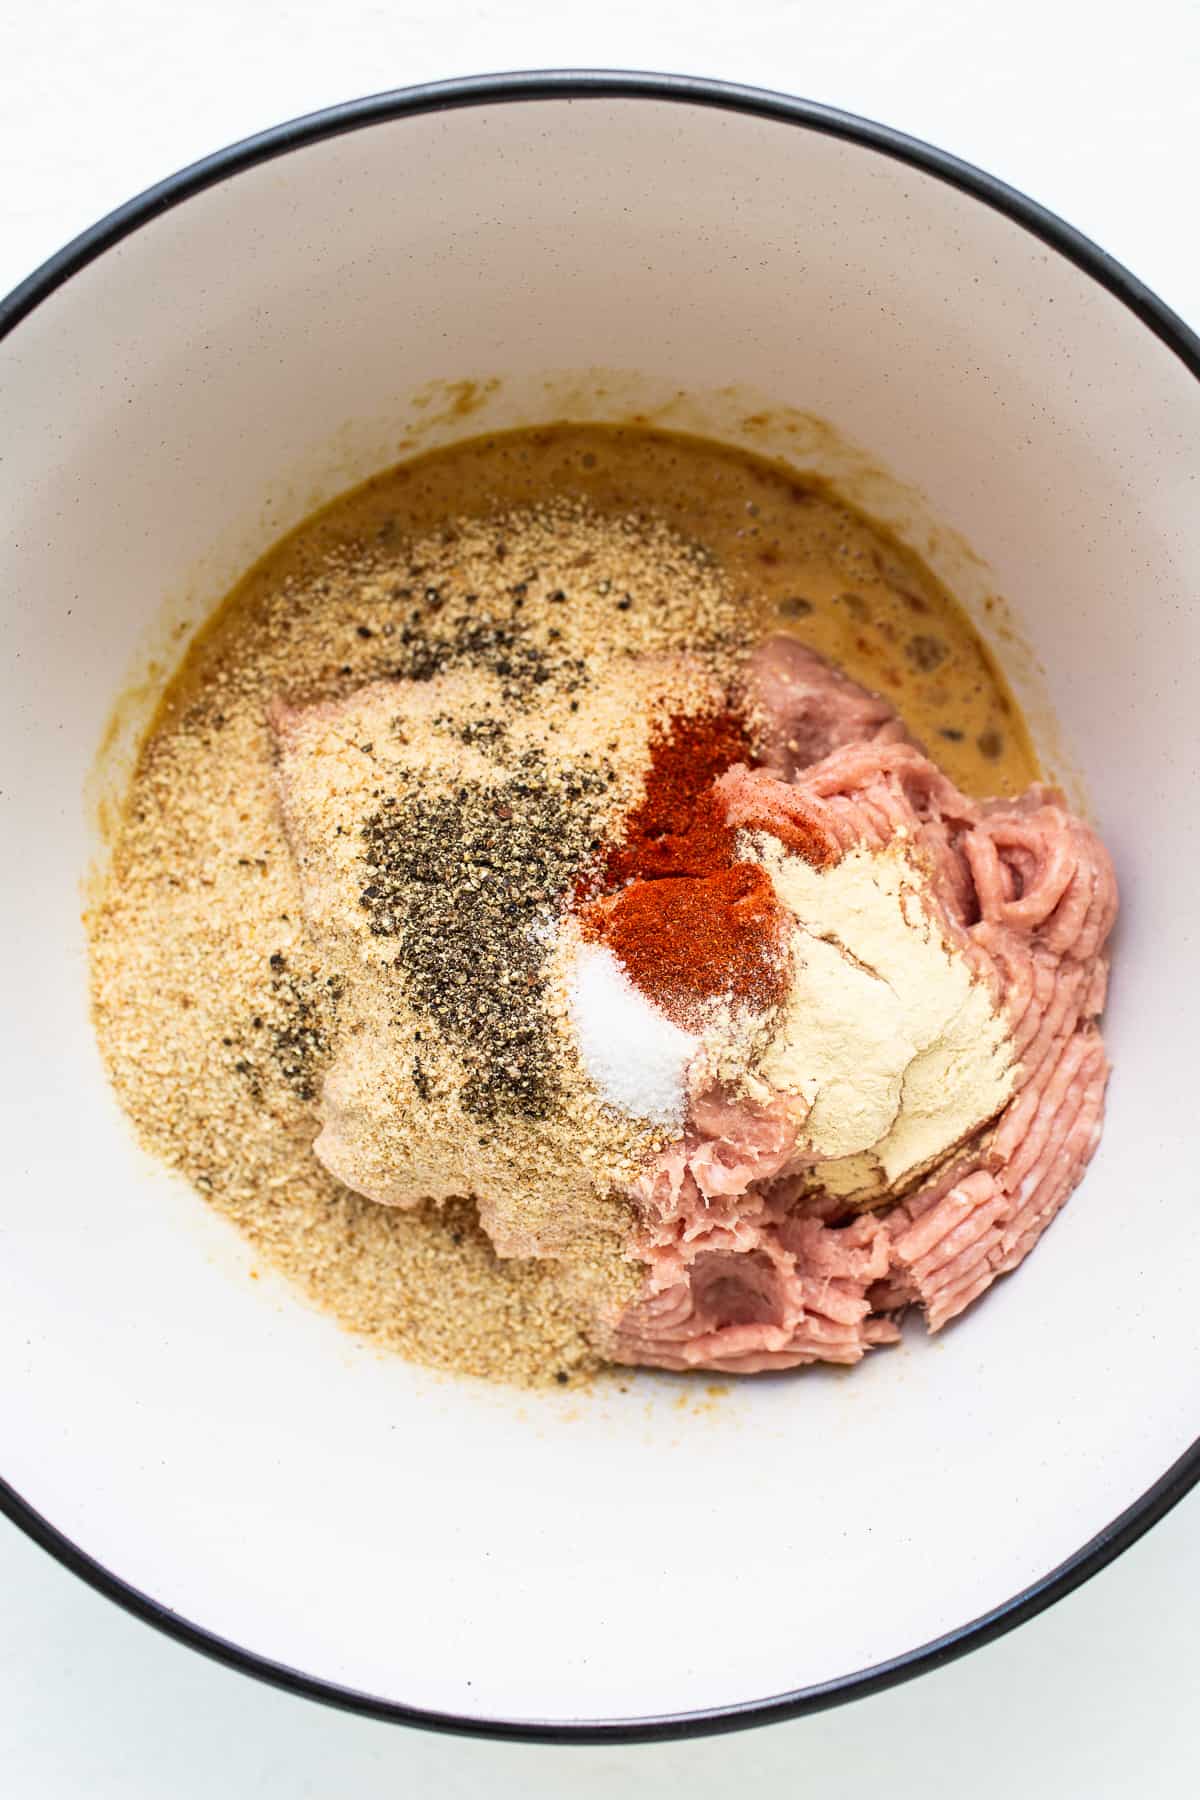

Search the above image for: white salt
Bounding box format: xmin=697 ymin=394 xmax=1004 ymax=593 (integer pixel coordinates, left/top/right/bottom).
xmin=568 ymin=940 xmax=699 ymax=1126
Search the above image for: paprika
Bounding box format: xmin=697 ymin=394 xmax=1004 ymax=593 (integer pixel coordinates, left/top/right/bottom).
xmin=581 ymin=708 xmax=790 ymax=1025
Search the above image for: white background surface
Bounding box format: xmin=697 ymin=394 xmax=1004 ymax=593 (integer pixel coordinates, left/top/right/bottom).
xmin=2 ymin=1 xmax=1198 ymax=1793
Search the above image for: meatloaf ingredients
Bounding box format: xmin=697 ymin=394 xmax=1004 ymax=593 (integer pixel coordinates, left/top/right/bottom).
xmin=89 ymin=421 xmax=1057 ymax=1388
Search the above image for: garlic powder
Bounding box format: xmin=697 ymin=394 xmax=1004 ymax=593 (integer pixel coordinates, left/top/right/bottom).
xmin=757 ymin=839 xmax=1015 ymax=1196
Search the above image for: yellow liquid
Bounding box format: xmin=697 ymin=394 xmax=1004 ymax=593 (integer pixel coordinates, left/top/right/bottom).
xmin=163 ymin=421 xmax=1035 ymax=796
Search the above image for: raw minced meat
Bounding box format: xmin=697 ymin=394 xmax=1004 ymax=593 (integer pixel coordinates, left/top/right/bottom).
xmin=606 ymin=642 xmax=1116 ymax=1371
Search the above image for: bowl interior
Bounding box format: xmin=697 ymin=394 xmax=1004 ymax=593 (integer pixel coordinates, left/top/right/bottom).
xmin=1 ymin=89 xmax=1198 ymax=1728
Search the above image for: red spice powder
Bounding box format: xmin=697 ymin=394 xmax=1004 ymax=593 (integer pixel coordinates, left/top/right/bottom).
xmin=580 ymin=709 xmax=790 ymax=1024
xmin=597 ymin=709 xmax=752 ymax=886
xmin=590 ymin=863 xmax=786 ymax=1026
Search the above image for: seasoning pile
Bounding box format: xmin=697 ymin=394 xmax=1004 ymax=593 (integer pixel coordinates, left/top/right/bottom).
xmin=576 ymin=710 xmax=788 ymax=1026
xmin=269 ymin=648 xmax=739 ymax=1256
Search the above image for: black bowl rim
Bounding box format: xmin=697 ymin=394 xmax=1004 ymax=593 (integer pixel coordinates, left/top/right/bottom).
xmin=2 ymin=68 xmax=1197 ymax=1746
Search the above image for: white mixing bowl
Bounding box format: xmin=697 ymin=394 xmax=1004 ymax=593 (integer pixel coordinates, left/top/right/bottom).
xmin=1 ymin=73 xmax=1198 ymax=1741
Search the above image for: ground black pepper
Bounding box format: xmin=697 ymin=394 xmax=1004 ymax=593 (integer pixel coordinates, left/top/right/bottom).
xmin=385 ymin=609 xmax=588 ymax=706
xmin=359 ymin=750 xmax=612 ymax=1121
